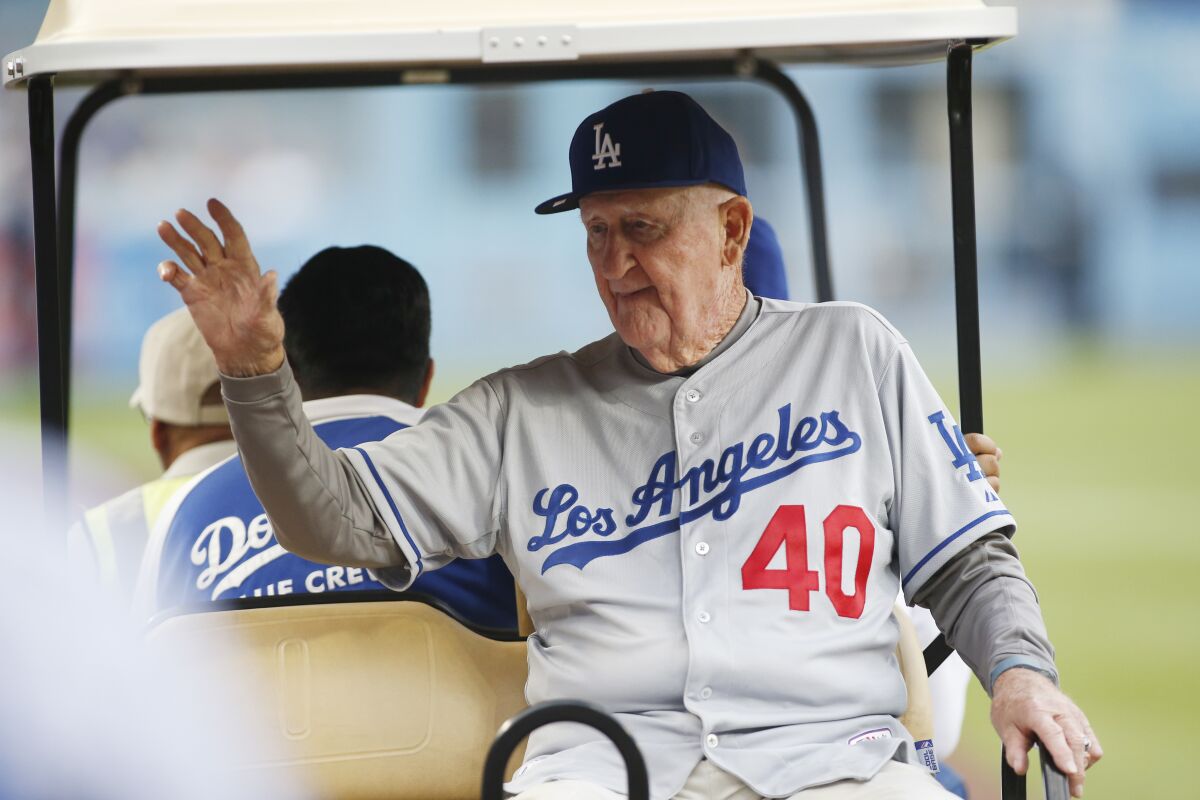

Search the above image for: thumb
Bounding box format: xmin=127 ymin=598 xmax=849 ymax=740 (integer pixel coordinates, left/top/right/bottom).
xmin=157 ymin=260 xmax=191 ymax=293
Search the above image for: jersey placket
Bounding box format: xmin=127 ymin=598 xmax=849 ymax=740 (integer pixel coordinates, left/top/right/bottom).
xmin=672 ymin=376 xmax=727 ymax=757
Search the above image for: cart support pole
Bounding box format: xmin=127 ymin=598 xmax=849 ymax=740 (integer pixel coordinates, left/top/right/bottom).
xmin=754 ymin=62 xmax=834 ymax=302
xmin=28 ymin=75 xmax=69 ymax=522
xmin=57 ymin=80 xmax=135 ymax=424
xmin=923 ymin=42 xmax=983 ymax=677
xmin=947 ymin=42 xmax=983 ymax=435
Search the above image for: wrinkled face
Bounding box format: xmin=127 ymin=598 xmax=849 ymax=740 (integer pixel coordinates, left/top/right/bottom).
xmin=580 ymin=186 xmax=729 ymax=355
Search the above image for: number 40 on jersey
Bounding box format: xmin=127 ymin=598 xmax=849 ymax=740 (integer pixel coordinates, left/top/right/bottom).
xmin=741 ymin=505 xmax=875 ymax=619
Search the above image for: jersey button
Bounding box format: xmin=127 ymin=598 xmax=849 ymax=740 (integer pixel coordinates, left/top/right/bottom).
xmin=700 ymin=687 xmax=713 ymax=700
xmin=685 ymin=389 xmax=702 ymax=403
xmin=689 ymin=431 xmax=704 ymax=445
xmin=706 ymin=733 xmax=720 ymax=748
xmin=694 ymin=541 xmax=710 ymax=556
xmin=697 ymin=610 xmax=711 ymax=623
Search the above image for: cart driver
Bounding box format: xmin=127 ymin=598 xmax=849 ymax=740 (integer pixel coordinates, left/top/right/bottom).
xmin=155 ymin=90 xmax=1100 ymax=799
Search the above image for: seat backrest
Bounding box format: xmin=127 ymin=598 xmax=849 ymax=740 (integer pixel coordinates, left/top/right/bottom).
xmin=514 ymin=586 xmax=534 ymax=638
xmin=893 ymin=602 xmax=934 ymax=744
xmin=145 ymin=600 xmax=528 ymax=800
xmin=145 ymin=597 xmax=931 ymax=799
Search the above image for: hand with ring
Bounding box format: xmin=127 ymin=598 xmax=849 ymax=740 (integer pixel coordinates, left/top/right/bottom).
xmin=990 ymin=668 xmax=1103 ymax=798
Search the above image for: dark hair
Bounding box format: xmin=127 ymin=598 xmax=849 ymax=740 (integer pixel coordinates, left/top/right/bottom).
xmin=278 ymin=246 xmax=431 ymax=402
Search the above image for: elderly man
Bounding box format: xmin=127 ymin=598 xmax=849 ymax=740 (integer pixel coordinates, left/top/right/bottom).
xmin=156 ymin=91 xmax=1099 ymax=799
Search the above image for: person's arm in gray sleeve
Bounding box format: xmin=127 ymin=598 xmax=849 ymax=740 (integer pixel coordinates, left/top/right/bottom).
xmin=154 ymin=200 xmax=491 ymax=585
xmin=912 ymin=530 xmax=1057 ymax=695
xmin=220 ymin=358 xmax=406 ymax=569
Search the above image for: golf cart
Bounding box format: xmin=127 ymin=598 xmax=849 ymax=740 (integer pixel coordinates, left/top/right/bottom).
xmin=4 ymin=1 xmax=1068 ymax=797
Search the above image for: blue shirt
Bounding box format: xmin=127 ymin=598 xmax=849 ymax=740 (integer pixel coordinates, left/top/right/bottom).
xmin=147 ymin=398 xmax=516 ymax=631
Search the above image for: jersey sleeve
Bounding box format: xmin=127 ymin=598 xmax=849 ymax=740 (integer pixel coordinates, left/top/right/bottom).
xmin=342 ymin=377 xmax=507 ymax=588
xmin=876 ymin=342 xmax=1016 ymax=601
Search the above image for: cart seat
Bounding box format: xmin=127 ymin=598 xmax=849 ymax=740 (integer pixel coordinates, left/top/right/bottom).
xmin=145 ymin=595 xmax=933 ymax=799
xmin=145 ymin=596 xmax=528 ymax=800
xmin=894 ymin=601 xmax=935 ymax=745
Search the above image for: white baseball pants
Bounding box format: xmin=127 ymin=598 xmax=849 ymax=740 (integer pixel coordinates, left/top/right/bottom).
xmin=509 ymin=758 xmax=957 ymax=799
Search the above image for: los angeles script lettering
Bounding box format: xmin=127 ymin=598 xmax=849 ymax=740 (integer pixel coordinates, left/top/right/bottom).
xmin=527 ymin=404 xmax=862 ymax=570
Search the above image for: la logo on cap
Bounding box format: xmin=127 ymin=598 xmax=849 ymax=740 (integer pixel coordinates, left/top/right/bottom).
xmin=591 ymin=122 xmax=622 ymax=170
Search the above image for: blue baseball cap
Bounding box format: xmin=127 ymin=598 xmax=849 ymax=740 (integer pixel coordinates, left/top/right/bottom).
xmin=535 ymin=90 xmax=748 ymax=215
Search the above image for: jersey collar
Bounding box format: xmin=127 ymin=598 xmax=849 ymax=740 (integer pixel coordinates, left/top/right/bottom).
xmin=301 ymin=394 xmax=424 ymax=427
xmin=606 ymin=290 xmax=764 ymax=420
xmin=163 ymin=438 xmax=239 ymax=480
xmin=627 ymin=289 xmax=760 ymax=377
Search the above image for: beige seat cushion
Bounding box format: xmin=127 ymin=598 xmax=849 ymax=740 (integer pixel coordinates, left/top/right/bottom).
xmin=145 ymin=598 xmax=932 ymax=799
xmin=147 ymin=600 xmax=528 ymax=800
xmin=894 ymin=602 xmax=934 ymax=744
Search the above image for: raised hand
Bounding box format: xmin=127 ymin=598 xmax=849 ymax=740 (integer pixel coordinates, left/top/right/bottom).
xmin=157 ymin=199 xmax=285 ymax=377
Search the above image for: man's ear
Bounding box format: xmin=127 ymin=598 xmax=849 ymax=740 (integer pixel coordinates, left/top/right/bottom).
xmin=415 ymin=359 xmax=435 ymax=408
xmin=720 ymin=195 xmax=754 ymax=269
xmin=149 ymin=419 xmax=171 ymax=470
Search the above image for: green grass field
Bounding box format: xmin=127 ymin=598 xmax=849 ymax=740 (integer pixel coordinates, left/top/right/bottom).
xmin=942 ymin=351 xmax=1200 ymax=799
xmin=3 ymin=348 xmax=1195 ymax=798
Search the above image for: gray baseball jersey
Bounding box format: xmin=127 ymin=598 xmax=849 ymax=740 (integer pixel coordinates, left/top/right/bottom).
xmin=337 ymin=296 xmax=1014 ymax=799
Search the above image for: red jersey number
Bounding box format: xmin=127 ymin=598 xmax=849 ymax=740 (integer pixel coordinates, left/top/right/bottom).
xmin=740 ymin=504 xmax=876 ymax=619
xmin=739 ymin=505 xmax=820 ymax=611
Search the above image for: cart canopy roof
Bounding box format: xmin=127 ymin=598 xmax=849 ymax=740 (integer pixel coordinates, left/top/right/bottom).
xmin=4 ymin=0 xmax=1014 ymax=87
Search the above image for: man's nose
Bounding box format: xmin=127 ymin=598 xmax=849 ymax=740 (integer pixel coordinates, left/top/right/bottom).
xmin=597 ymin=235 xmax=635 ymax=280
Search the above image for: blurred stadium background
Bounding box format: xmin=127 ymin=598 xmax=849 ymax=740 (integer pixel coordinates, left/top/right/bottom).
xmin=0 ymin=1 xmax=1196 ymax=797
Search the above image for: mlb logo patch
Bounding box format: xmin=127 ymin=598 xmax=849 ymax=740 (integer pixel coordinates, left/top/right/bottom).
xmin=915 ymin=739 xmax=940 ymax=773
xmin=847 ymin=728 xmax=892 ymax=746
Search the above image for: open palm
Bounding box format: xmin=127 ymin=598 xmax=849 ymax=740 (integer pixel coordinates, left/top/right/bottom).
xmin=157 ymin=199 xmax=285 ymax=377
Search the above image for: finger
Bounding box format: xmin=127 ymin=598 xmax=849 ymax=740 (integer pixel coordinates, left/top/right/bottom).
xmin=176 ymin=207 xmax=225 ymax=262
xmin=1080 ymin=714 xmax=1103 ymax=766
xmin=964 ymin=432 xmax=998 ymax=457
xmin=987 ymin=475 xmax=1001 ymax=494
xmin=1000 ymin=727 xmax=1031 ymax=775
xmin=1031 ymin=714 xmax=1080 ymax=780
xmin=976 ymin=453 xmax=1000 ymax=478
xmin=1058 ymin=715 xmax=1090 ymax=794
xmin=157 ymin=221 xmax=207 ymax=273
xmin=208 ymin=198 xmax=254 ymax=260
xmin=1072 ymin=735 xmax=1089 ymax=776
xmin=157 ymin=260 xmax=192 ymax=292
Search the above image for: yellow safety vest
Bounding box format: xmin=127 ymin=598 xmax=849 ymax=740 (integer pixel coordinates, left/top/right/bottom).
xmin=68 ymin=476 xmax=192 ymax=604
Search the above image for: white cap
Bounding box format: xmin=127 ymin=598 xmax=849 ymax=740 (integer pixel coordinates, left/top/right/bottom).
xmin=129 ymin=308 xmax=228 ymax=426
